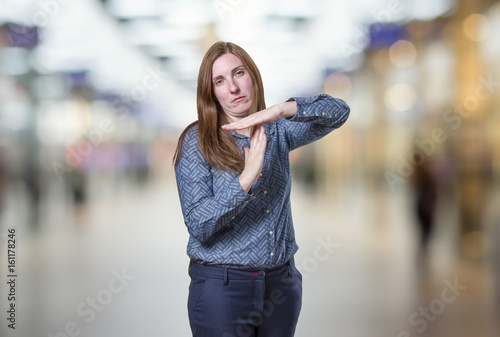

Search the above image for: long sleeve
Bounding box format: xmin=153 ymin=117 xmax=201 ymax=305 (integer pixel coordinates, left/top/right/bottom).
xmin=174 ymin=126 xmax=255 ymax=243
xmin=281 ymin=94 xmax=350 ymax=151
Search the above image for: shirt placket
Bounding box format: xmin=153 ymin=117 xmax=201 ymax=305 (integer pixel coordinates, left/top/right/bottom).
xmin=263 ymin=180 xmax=275 ymax=262
xmin=236 ymin=129 xmax=276 ymax=264
xmin=259 ymin=135 xmax=276 ymax=263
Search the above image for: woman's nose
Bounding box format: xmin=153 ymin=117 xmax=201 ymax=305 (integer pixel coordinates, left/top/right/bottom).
xmin=228 ymin=79 xmax=239 ymax=93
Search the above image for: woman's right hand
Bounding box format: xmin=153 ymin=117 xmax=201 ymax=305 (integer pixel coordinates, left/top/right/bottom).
xmin=239 ymin=124 xmax=267 ymax=193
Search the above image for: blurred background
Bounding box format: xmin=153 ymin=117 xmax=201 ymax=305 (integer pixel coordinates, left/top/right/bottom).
xmin=0 ymin=0 xmax=499 ymax=336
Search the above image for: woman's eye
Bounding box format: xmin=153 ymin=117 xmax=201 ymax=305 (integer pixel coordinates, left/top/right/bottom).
xmin=236 ymin=70 xmax=244 ymax=76
xmin=215 ymin=79 xmax=223 ymax=86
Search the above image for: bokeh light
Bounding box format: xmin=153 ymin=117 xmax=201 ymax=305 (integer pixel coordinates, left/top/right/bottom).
xmin=389 ymin=39 xmax=417 ymax=67
xmin=385 ymin=83 xmax=417 ymax=111
xmin=324 ymin=72 xmax=352 ymax=100
xmin=462 ymin=13 xmax=490 ymax=41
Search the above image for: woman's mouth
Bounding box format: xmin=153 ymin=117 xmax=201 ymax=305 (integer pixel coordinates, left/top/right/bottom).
xmin=232 ymin=96 xmax=245 ymax=103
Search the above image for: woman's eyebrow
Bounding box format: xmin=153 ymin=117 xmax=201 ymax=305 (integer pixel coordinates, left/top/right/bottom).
xmin=212 ymin=65 xmax=245 ymax=81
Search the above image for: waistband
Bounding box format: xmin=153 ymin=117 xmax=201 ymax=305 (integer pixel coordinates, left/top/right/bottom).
xmin=188 ymin=258 xmax=295 ymax=282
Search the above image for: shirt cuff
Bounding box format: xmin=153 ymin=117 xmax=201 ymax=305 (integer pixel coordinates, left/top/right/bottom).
xmin=230 ymin=175 xmax=256 ymax=207
xmin=285 ymin=95 xmax=324 ymax=122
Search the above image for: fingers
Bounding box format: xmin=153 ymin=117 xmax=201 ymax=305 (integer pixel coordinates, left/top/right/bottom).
xmin=242 ymin=125 xmax=266 ymax=183
xmin=253 ymin=125 xmax=267 ymax=159
xmin=222 ymin=117 xmax=254 ymax=130
xmin=222 ymin=112 xmax=264 ymax=130
xmin=257 ymin=125 xmax=267 ymax=152
xmin=250 ymin=124 xmax=265 ymax=148
xmin=255 ymin=127 xmax=266 ymax=170
xmin=247 ymin=125 xmax=266 ymax=161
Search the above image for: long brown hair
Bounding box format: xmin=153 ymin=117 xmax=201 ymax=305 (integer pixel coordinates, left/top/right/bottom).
xmin=172 ymin=41 xmax=266 ymax=175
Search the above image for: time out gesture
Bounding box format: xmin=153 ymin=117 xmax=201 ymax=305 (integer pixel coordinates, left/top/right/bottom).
xmin=221 ymin=101 xmax=297 ymax=193
xmin=221 ymin=101 xmax=297 ymax=131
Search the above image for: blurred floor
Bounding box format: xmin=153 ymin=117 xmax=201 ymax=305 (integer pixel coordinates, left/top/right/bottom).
xmin=1 ymin=172 xmax=499 ymax=337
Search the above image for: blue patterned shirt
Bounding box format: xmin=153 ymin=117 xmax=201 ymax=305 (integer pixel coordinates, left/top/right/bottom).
xmin=175 ymin=94 xmax=350 ymax=269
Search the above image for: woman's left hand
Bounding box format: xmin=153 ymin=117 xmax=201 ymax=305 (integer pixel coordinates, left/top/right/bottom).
xmin=221 ymin=104 xmax=282 ymax=131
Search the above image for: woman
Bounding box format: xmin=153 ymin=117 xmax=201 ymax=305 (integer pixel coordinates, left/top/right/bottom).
xmin=173 ymin=41 xmax=350 ymax=337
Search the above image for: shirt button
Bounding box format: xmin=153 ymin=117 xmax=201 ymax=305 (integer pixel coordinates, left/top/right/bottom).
xmin=269 ymin=231 xmax=273 ymax=235
xmin=266 ymin=209 xmax=270 ymax=213
xmin=270 ymin=252 xmax=274 ymax=256
xmin=302 ymin=111 xmax=306 ymax=115
xmin=263 ymin=190 xmax=267 ymax=194
xmin=322 ymin=112 xmax=325 ymax=116
xmin=259 ymin=173 xmax=263 ymax=177
xmin=232 ymin=216 xmax=235 ymax=219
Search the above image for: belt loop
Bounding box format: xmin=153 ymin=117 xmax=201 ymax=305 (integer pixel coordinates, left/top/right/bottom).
xmin=223 ymin=267 xmax=229 ymax=285
xmin=188 ymin=260 xmax=192 ymax=277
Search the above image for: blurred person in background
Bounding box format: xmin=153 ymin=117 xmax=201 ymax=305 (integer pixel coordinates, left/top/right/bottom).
xmin=411 ymin=150 xmax=438 ymax=267
xmin=173 ymin=41 xmax=349 ymax=337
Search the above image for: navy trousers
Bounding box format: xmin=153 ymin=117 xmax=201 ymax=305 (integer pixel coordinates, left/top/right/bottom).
xmin=187 ymin=258 xmax=302 ymax=337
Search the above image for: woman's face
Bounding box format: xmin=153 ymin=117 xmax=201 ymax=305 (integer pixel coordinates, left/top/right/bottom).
xmin=212 ymin=53 xmax=254 ymax=122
